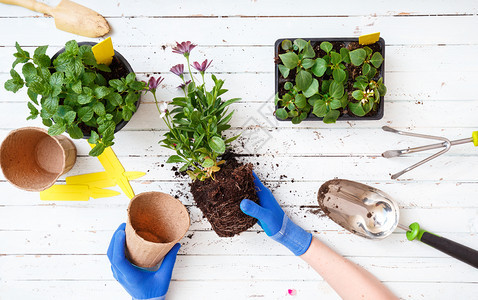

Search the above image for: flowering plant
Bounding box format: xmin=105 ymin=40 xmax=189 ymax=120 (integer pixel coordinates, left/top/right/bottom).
xmin=147 ymin=42 xmax=240 ymax=181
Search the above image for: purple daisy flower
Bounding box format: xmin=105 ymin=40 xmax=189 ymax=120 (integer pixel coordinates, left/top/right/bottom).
xmin=148 ymin=76 xmax=164 ymax=91
xmin=192 ymin=59 xmax=212 ymax=73
xmin=178 ymin=80 xmax=192 ymax=90
xmin=170 ymin=64 xmax=185 ymax=77
xmin=172 ymin=41 xmax=197 ymax=57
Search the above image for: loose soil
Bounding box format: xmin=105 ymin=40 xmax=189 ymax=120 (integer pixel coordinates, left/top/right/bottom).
xmin=276 ymin=39 xmax=384 ymax=119
xmin=190 ymin=154 xmax=259 ymax=237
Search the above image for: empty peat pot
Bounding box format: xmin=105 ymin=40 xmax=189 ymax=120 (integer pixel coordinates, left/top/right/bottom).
xmin=0 ymin=127 xmax=77 ymax=191
xmin=125 ymin=191 xmax=190 ymax=269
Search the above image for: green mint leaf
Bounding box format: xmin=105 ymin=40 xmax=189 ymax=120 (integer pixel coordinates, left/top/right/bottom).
xmin=49 ymin=72 xmax=64 ymax=87
xmin=65 ymin=40 xmax=79 ymax=55
xmin=27 ymin=102 xmax=39 ymax=120
xmin=48 ymin=123 xmax=66 ymax=136
xmin=43 ymin=95 xmax=59 ymax=113
xmin=122 ymin=107 xmax=133 ymax=121
xmin=33 ymin=54 xmax=51 ymax=68
xmin=129 ymin=80 xmax=144 ymax=91
xmin=67 ymin=124 xmax=83 ymax=139
xmin=88 ymin=130 xmax=100 ymax=144
xmin=78 ymin=94 xmax=94 ymax=105
xmin=125 ymin=92 xmax=139 ymax=105
xmin=96 ymin=64 xmax=111 ymax=72
xmin=126 ymin=73 xmax=136 ymax=85
xmin=4 ymin=78 xmax=23 ymax=93
xmin=89 ymin=142 xmax=106 ymax=157
xmin=93 ymin=102 xmax=106 ymax=116
xmin=81 ymin=72 xmax=96 ymax=85
xmin=296 ymin=70 xmax=312 ymax=92
xmin=106 ymin=92 xmax=123 ymax=106
xmin=279 ymin=52 xmax=299 ymax=69
xmin=64 ymin=111 xmax=76 ymax=125
xmin=94 ymin=86 xmax=111 ymax=99
xmin=78 ymin=106 xmax=94 ymax=122
xmin=72 ymin=80 xmax=82 ymax=94
xmin=27 ymin=88 xmax=38 ymax=104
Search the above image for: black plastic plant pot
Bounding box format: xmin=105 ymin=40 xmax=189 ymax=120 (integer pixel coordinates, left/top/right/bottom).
xmin=51 ymin=41 xmax=141 ymax=138
xmin=274 ymin=37 xmax=385 ymax=122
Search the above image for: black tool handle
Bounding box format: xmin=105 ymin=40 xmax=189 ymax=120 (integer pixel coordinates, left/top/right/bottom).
xmin=421 ymin=232 xmax=478 ymax=268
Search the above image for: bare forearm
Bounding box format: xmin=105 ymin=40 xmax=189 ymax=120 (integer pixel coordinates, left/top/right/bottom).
xmin=300 ymin=238 xmax=398 ymax=300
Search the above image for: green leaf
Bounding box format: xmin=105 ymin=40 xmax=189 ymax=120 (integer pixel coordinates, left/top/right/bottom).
xmin=27 ymin=102 xmax=39 ymax=120
xmin=209 ymin=136 xmax=226 ymax=154
xmin=67 ymin=124 xmax=83 ymax=139
xmin=303 ymin=79 xmax=319 ymax=98
xmin=352 ymin=90 xmax=364 ymax=100
xmin=27 ymin=89 xmax=38 ymax=104
xmin=349 ymin=49 xmax=366 ymax=66
xmin=362 ymin=63 xmax=371 ymax=76
xmin=279 ymin=52 xmax=299 ymax=69
xmin=370 ymin=52 xmax=384 ymax=68
xmin=281 ymin=40 xmax=292 ymax=51
xmin=302 ymin=42 xmax=315 ymax=59
xmin=126 ymin=73 xmax=136 ymax=85
xmin=64 ymin=111 xmax=76 ymax=124
xmin=78 ymin=94 xmax=94 ymax=105
xmin=96 ymin=64 xmax=111 ymax=72
xmin=125 ymin=92 xmax=139 ymax=105
xmin=330 ymin=99 xmax=342 ymax=110
xmin=43 ymin=95 xmax=59 ymax=113
xmin=129 ymin=81 xmax=145 ymax=91
xmin=65 ymin=40 xmax=79 ymax=55
xmin=81 ymin=72 xmax=96 ymax=85
xmin=275 ymin=108 xmax=288 ymax=120
xmin=329 ymin=81 xmax=344 ymax=99
xmin=311 ymin=58 xmax=327 ymax=77
xmin=33 ymin=54 xmax=51 ymax=68
xmin=4 ymin=78 xmax=23 ymax=93
xmin=312 ymin=100 xmax=328 ymax=117
xmin=88 ymin=131 xmax=100 ymax=144
xmin=166 ymin=155 xmax=187 ymax=163
xmin=34 ymin=45 xmax=48 ymax=56
xmin=377 ymin=83 xmax=387 ymax=96
xmin=22 ymin=63 xmax=37 ymax=80
xmin=49 ymin=72 xmax=64 ymax=87
xmin=293 ymin=39 xmax=307 ymax=51
xmin=323 ymin=109 xmax=340 ymax=123
xmin=202 ymin=158 xmax=215 ymax=168
xmin=332 ymin=69 xmax=346 ymax=83
xmin=106 ymin=92 xmax=123 ymax=106
xmin=93 ymin=102 xmax=106 ymax=116
xmin=89 ymin=143 xmax=106 ymax=157
xmin=284 ymin=82 xmax=293 ymax=90
xmin=278 ymin=64 xmax=290 ymax=78
xmin=340 ymin=48 xmax=351 ymax=64
xmin=295 ymin=94 xmax=307 ymax=108
xmin=291 ymin=116 xmax=302 ymax=124
xmin=72 ymin=80 xmax=82 ymax=94
xmin=48 ymin=123 xmax=66 ymax=136
xmin=94 ymin=86 xmax=111 ymax=99
xmin=301 ymin=58 xmax=315 ymax=69
xmin=320 ymin=42 xmax=333 ymax=53
xmin=78 ymin=106 xmax=94 ymax=122
xmin=330 ymin=52 xmax=342 ymax=65
xmin=349 ymin=102 xmax=366 ymax=116
xmin=296 ymin=70 xmax=312 ymax=91
xmin=353 ymin=80 xmax=368 ymax=90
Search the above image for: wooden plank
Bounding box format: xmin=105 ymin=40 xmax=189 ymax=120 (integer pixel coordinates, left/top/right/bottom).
xmin=1 ymin=16 xmax=478 ymax=46
xmin=0 ymin=204 xmax=475 ymax=233
xmin=0 ymin=254 xmax=475 ymax=282
xmin=1 ymin=280 xmax=476 ymax=300
xmin=1 ymin=230 xmax=477 ymax=258
xmin=0 ymin=0 xmax=476 ymax=17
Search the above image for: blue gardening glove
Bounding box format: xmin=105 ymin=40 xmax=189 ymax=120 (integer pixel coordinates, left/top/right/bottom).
xmin=107 ymin=223 xmax=180 ymax=300
xmin=240 ymin=172 xmax=312 ymax=256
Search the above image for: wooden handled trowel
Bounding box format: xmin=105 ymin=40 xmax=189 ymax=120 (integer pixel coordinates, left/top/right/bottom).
xmin=0 ymin=0 xmax=110 ymax=37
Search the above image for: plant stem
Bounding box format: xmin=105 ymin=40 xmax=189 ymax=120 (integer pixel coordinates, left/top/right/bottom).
xmin=186 ymin=56 xmax=196 ymax=85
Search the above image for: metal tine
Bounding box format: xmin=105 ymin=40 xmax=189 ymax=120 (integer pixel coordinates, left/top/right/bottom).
xmin=381 ymin=126 xmax=452 ymax=179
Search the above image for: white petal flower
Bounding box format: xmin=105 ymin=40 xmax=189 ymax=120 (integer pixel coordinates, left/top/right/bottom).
xmin=158 ymin=101 xmax=169 ymax=118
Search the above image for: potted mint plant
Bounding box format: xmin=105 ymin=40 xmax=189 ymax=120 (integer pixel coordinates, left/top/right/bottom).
xmin=274 ymin=38 xmax=386 ymax=124
xmin=4 ymin=40 xmax=144 ymax=156
xmin=147 ymin=42 xmax=259 ymax=237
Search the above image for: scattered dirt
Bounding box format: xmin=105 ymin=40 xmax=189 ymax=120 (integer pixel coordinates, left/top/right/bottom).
xmin=190 ymin=154 xmax=259 ymax=237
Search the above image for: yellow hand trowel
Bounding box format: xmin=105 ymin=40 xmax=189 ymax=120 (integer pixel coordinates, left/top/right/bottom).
xmin=40 ymin=185 xmax=120 ymax=201
xmin=0 ymin=0 xmax=110 ymax=38
xmin=91 ymin=144 xmax=138 ymax=199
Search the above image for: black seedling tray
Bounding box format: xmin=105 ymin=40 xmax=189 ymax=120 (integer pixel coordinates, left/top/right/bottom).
xmin=274 ymin=37 xmax=385 ymax=122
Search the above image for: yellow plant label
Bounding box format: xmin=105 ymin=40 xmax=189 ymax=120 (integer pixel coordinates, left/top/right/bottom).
xmin=359 ymin=32 xmax=380 ymax=45
xmin=92 ymin=37 xmax=114 ymax=65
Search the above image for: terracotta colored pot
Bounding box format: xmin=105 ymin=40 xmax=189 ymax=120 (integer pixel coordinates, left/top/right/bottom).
xmin=125 ymin=191 xmax=190 ymax=269
xmin=0 ymin=127 xmax=77 ymax=191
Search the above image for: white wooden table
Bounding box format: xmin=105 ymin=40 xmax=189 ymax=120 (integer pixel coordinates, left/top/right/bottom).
xmin=1 ymin=1 xmax=477 ymax=299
